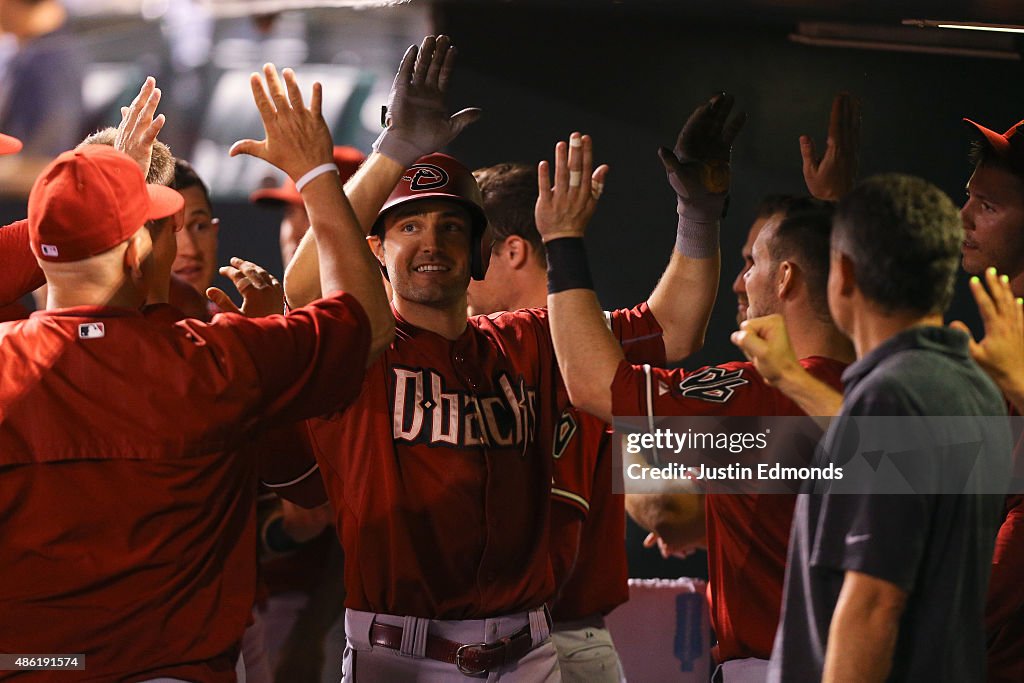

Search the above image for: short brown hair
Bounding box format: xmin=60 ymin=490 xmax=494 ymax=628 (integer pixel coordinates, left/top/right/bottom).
xmin=473 ymin=163 xmax=544 ymax=265
xmin=77 ymin=127 xmax=174 ymax=187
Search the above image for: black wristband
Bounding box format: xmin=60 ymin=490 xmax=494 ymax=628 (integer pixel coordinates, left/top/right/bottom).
xmin=546 ymin=237 xmax=594 ymax=294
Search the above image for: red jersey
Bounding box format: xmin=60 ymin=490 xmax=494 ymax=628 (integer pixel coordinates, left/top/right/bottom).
xmin=986 ymin=399 xmax=1024 ymax=683
xmin=304 ymin=303 xmax=663 ymax=620
xmin=0 ymin=293 xmax=370 ymax=682
xmin=0 ymin=219 xmax=44 ymax=306
xmin=610 ymin=356 xmax=847 ymax=663
xmin=549 ymin=321 xmax=666 ymax=622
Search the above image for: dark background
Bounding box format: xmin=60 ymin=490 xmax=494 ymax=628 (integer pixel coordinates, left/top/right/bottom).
xmin=4 ymin=0 xmax=1023 ymax=578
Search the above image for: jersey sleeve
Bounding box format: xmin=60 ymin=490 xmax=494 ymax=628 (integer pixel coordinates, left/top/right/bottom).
xmin=987 ymin=494 xmax=1024 ymax=633
xmin=608 ymin=302 xmax=667 ymax=366
xmin=0 ymin=220 xmax=45 ymax=306
xmin=809 ymin=492 xmax=929 ymax=592
xmin=181 ymin=290 xmax=372 ymax=425
xmin=550 ymin=409 xmax=609 ymax=518
xmin=610 ymin=358 xmax=778 ymax=418
xmin=254 ymin=421 xmax=328 ymax=508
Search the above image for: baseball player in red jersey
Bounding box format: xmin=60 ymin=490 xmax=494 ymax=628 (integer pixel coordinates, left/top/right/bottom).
xmin=465 ymin=88 xmax=744 ymax=683
xmin=543 ymin=195 xmax=854 ymax=682
xmin=466 ymin=162 xmax=639 ymax=681
xmin=953 ymin=118 xmax=1024 ymax=683
xmin=734 ymin=115 xmax=1024 ymax=682
xmin=0 ymin=66 xmax=394 ymax=682
xmin=281 ymin=36 xmax=729 ymax=681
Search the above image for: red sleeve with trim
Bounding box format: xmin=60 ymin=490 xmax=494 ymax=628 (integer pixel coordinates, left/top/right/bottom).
xmin=254 ymin=421 xmax=327 ymax=508
xmin=611 ymin=358 xmax=778 ymax=418
xmin=180 ymin=290 xmax=372 ymax=425
xmin=610 ymin=302 xmax=667 ymax=367
xmin=0 ymin=219 xmax=45 ymax=305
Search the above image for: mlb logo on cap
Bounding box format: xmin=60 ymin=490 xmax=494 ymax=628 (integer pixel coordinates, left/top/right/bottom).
xmin=40 ymin=244 xmax=59 ymax=257
xmin=78 ymin=323 xmax=105 ymax=339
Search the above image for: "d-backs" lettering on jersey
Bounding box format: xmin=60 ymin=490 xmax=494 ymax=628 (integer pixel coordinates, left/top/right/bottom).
xmin=391 ymin=366 xmax=538 ymax=451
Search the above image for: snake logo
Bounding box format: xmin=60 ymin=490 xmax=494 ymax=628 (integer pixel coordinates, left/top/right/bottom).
xmin=403 ymin=164 xmax=450 ymax=191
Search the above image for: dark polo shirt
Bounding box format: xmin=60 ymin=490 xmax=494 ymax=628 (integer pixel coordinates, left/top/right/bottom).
xmin=768 ymin=326 xmax=1012 ymax=683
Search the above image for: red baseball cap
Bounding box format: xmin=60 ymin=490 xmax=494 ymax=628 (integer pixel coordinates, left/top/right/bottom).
xmin=0 ymin=133 xmax=22 ymax=155
xmin=963 ymin=118 xmax=1024 ymax=170
xmin=250 ymin=146 xmax=366 ymax=207
xmin=29 ymin=145 xmax=184 ymax=262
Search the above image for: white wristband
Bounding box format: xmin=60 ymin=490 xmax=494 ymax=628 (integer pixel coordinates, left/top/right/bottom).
xmin=294 ymin=163 xmax=339 ymax=193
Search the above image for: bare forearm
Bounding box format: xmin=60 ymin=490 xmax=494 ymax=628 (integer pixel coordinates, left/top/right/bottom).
xmin=775 ymin=367 xmax=842 ymax=417
xmin=991 ymin=373 xmax=1024 ymax=416
xmin=284 ymin=153 xmax=404 ymax=308
xmin=823 ymin=572 xmax=906 ymax=683
xmin=548 ymin=288 xmax=624 ymax=423
xmin=301 ymin=174 xmax=393 ymax=354
xmin=647 ymin=249 xmax=720 ymax=362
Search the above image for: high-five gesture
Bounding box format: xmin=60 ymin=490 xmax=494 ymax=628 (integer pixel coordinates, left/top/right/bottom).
xmin=800 ymin=92 xmax=860 ymax=201
xmin=114 ymin=77 xmax=166 ymax=181
xmin=229 ymin=64 xmax=334 ymax=181
xmin=951 ymin=268 xmax=1024 ymax=412
xmin=535 ymin=133 xmax=609 ymax=242
xmin=658 ymin=93 xmax=746 ymax=221
xmin=374 ymin=34 xmax=482 ymax=167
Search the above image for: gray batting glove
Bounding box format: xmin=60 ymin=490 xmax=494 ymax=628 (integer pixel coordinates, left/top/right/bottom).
xmin=659 ymin=93 xmax=746 ymax=222
xmin=374 ymin=35 xmax=482 ymax=167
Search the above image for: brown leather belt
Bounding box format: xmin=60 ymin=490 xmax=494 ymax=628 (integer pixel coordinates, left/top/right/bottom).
xmin=369 ymin=621 xmax=535 ymax=676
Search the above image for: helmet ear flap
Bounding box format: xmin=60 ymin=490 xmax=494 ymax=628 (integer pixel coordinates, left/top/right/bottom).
xmin=471 ymin=229 xmax=492 ymax=280
xmin=367 ymin=229 xmax=389 ymax=281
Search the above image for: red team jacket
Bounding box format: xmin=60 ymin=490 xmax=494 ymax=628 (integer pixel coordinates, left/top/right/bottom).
xmin=0 ymin=220 xmax=44 ymax=307
xmin=0 ymin=293 xmax=370 ymax=682
xmin=610 ymin=355 xmax=847 ymax=663
xmin=304 ymin=304 xmax=664 ymax=620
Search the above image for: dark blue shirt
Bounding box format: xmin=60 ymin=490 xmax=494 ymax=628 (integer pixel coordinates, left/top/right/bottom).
xmin=769 ymin=326 xmax=1012 ymax=682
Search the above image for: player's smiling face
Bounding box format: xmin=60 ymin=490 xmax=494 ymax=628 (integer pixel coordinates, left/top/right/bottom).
xmin=961 ymin=163 xmax=1024 ymax=283
xmin=377 ymin=199 xmax=473 ymax=308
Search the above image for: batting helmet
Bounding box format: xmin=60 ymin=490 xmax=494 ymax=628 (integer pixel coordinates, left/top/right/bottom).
xmin=373 ymin=153 xmax=491 ymax=280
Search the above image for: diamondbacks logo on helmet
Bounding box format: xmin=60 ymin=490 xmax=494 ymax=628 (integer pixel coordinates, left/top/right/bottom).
xmin=403 ymin=164 xmax=450 ymax=192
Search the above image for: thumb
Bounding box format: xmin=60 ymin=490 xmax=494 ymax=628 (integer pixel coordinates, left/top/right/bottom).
xmin=732 ymin=328 xmax=769 ymax=362
xmin=657 ymin=146 xmax=684 ymax=176
xmin=949 ymin=320 xmax=973 ymax=338
xmin=643 ymin=532 xmax=658 ymax=548
xmin=949 ymin=320 xmax=983 ymax=359
xmin=799 ymin=135 xmax=817 ymax=173
xmin=229 ymin=138 xmax=265 ymax=159
xmin=448 ymin=107 xmax=483 ymax=137
xmin=206 ymin=287 xmax=242 ymax=315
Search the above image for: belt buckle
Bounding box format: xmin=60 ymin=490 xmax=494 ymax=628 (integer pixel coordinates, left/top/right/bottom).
xmin=455 ymin=642 xmax=489 ymax=676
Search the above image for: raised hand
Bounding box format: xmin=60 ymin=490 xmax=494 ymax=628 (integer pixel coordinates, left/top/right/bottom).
xmin=731 ymin=314 xmax=801 ymax=387
xmin=374 ymin=35 xmax=482 ymax=167
xmin=114 ymin=77 xmax=166 ymax=180
xmin=229 ymin=64 xmax=334 ymax=181
xmin=535 ymin=132 xmax=609 ymax=242
xmin=800 ymin=92 xmax=860 ymax=201
xmin=951 ymin=268 xmax=1024 ymax=402
xmin=207 ymin=257 xmax=285 ymax=318
xmin=658 ymin=93 xmax=746 ymax=219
